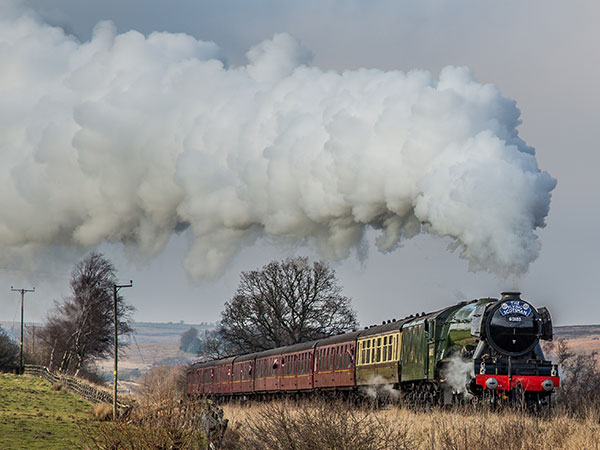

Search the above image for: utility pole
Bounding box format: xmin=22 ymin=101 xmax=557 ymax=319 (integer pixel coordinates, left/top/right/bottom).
xmin=113 ymin=281 xmax=132 ymax=420
xmin=11 ymin=287 xmax=34 ymax=374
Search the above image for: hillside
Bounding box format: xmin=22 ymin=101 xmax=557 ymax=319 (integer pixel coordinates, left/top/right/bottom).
xmin=95 ymin=321 xmax=215 ymax=380
xmin=553 ymin=324 xmax=600 ymax=354
xmin=0 ymin=373 xmax=94 ymax=449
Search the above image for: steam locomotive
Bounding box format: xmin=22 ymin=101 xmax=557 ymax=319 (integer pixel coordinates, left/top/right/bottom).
xmin=186 ymin=292 xmax=559 ymax=408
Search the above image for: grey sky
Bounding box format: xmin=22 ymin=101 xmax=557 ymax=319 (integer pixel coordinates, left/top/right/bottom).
xmin=2 ymin=0 xmax=598 ymax=327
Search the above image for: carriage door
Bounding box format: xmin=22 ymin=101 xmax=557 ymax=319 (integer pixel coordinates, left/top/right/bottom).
xmin=426 ymin=320 xmax=435 ymax=380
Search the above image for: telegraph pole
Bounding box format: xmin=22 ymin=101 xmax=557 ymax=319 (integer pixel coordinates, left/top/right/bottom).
xmin=113 ymin=281 xmax=132 ymax=420
xmin=11 ymin=286 xmax=34 ymax=374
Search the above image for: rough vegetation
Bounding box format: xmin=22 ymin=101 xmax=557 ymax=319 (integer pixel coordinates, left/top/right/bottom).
xmin=220 ymin=399 xmax=600 ymax=450
xmin=4 ymin=355 xmax=600 ymax=450
xmin=83 ymin=366 xmax=221 ymax=449
xmin=546 ymin=339 xmax=600 ymax=416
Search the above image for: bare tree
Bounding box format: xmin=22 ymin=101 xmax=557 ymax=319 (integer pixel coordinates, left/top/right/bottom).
xmin=38 ymin=252 xmax=134 ymax=376
xmin=213 ymin=257 xmax=358 ymax=356
xmin=196 ymin=329 xmax=231 ymax=361
xmin=179 ymin=327 xmax=200 ymax=353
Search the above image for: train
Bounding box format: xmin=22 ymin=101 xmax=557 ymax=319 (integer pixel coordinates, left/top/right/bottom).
xmin=186 ymin=292 xmax=559 ymax=408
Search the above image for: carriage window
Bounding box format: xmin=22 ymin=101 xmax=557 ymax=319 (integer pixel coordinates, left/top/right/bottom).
xmin=371 ymin=339 xmax=375 ymax=363
xmin=383 ymin=337 xmax=387 ymax=361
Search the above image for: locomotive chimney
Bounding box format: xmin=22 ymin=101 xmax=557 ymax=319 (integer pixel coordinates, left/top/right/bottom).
xmin=501 ymin=291 xmax=522 ymax=301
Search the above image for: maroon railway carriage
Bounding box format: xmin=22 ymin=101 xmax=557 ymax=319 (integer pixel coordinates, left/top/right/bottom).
xmin=213 ymin=356 xmax=235 ymax=395
xmin=187 ymin=356 xmax=236 ymax=396
xmin=314 ymin=331 xmax=360 ymax=389
xmin=278 ymin=341 xmax=316 ymax=392
xmin=232 ymin=353 xmax=255 ymax=394
xmin=254 ymin=348 xmax=283 ymax=392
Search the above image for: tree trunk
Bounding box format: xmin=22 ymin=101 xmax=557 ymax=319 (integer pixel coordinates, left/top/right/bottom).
xmin=59 ymin=349 xmax=70 ymax=373
xmin=48 ymin=338 xmax=57 ymax=370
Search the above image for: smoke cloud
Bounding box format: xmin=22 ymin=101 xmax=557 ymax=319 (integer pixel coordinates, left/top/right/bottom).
xmin=0 ymin=4 xmax=556 ymax=278
xmin=441 ymin=355 xmax=474 ymax=398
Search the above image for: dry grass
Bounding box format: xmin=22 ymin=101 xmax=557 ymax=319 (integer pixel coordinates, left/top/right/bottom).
xmin=221 ymin=400 xmax=600 ymax=450
xmin=92 ymin=402 xmax=112 ymax=421
xmin=82 ymin=366 xmax=209 ymax=450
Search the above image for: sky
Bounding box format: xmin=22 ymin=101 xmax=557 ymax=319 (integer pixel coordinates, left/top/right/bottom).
xmin=1 ymin=0 xmax=598 ymax=328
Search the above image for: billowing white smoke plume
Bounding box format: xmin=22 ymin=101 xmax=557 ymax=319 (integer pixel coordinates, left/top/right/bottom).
xmin=0 ymin=4 xmax=556 ymax=278
xmin=441 ymin=355 xmax=474 ymax=398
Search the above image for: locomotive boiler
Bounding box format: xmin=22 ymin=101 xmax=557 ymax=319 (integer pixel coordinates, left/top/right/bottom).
xmin=186 ymin=292 xmax=559 ymax=408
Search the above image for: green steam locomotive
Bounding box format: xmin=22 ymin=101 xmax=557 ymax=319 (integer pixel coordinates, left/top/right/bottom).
xmin=187 ymin=292 xmax=559 ymax=408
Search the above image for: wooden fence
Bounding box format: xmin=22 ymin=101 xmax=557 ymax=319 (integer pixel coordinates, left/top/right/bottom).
xmin=24 ymin=364 xmax=132 ymax=413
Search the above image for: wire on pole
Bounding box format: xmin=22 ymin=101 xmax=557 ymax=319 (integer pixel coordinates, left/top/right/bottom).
xmin=113 ymin=281 xmax=132 ymax=421
xmin=11 ymin=286 xmax=35 ymax=374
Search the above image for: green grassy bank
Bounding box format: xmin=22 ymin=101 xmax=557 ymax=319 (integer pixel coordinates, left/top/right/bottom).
xmin=0 ymin=373 xmax=94 ymax=449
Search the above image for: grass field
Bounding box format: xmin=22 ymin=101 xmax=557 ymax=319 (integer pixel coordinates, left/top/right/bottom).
xmin=221 ymin=400 xmax=600 ymax=450
xmin=0 ymin=373 xmax=94 ymax=449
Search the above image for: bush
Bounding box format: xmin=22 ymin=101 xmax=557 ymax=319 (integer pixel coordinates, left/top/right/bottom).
xmin=424 ymin=410 xmax=573 ymax=449
xmin=82 ymin=366 xmax=219 ymax=449
xmin=228 ymin=399 xmax=412 ymax=450
xmin=547 ymin=339 xmax=600 ymax=416
xmin=93 ymin=403 xmax=113 ymax=421
xmin=0 ymin=327 xmax=19 ymax=372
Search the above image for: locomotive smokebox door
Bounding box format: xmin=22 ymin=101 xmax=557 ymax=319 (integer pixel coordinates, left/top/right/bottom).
xmin=537 ymin=307 xmax=553 ymax=341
